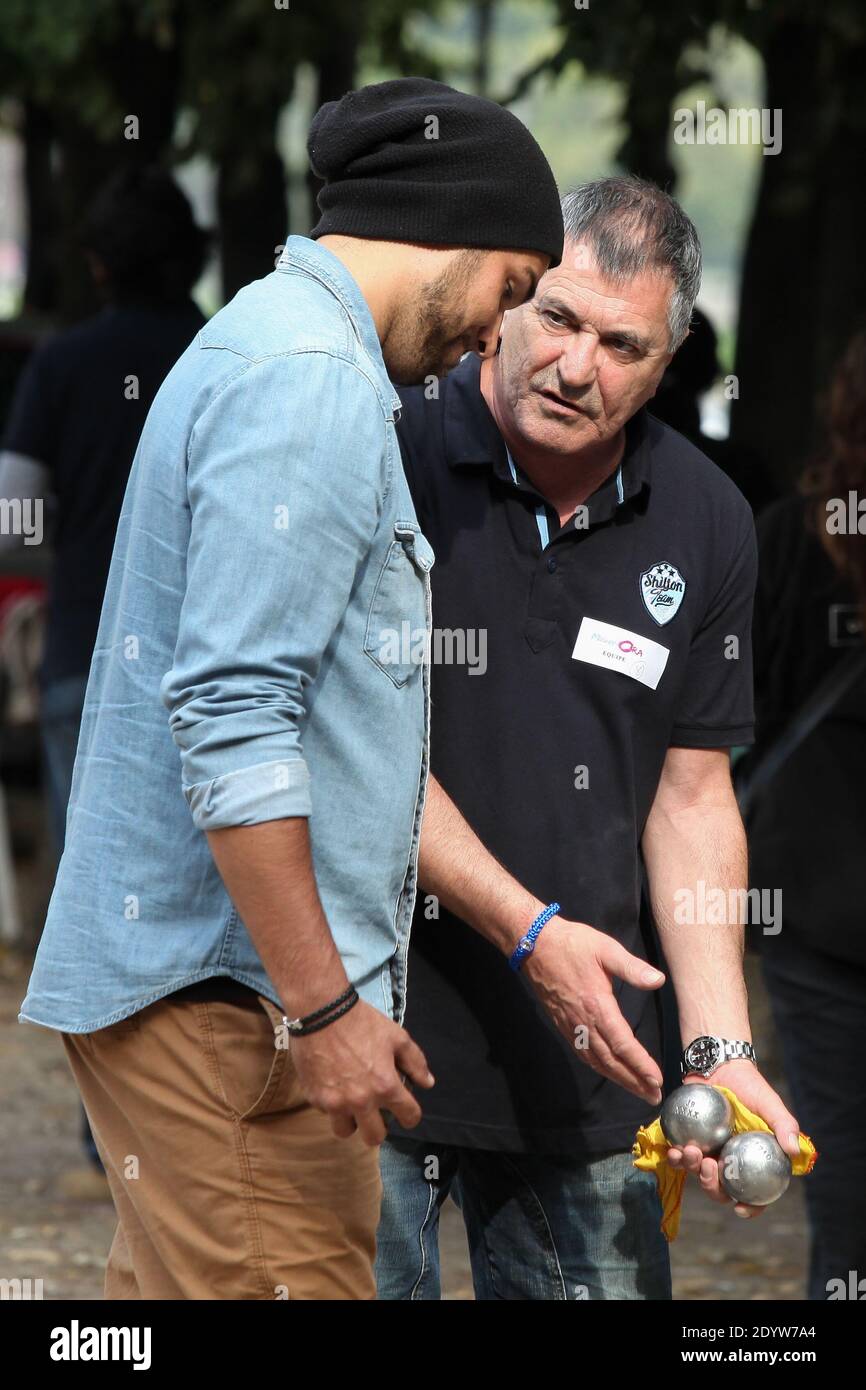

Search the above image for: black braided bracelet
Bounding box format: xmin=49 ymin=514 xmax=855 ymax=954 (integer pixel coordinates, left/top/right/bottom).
xmin=291 ymin=990 xmax=360 ymax=1036
xmin=282 ymin=984 xmax=359 ymax=1037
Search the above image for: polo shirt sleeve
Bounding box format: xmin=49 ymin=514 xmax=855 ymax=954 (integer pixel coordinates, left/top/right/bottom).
xmin=669 ymin=502 xmax=757 ymax=748
xmin=160 ymin=351 xmax=385 ymax=830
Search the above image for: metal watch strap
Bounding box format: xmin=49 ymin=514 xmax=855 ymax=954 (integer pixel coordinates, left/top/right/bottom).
xmin=680 ymin=1035 xmax=757 ymax=1078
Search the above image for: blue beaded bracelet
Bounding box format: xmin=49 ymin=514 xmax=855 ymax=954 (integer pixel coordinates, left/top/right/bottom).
xmin=508 ymin=902 xmax=561 ymax=972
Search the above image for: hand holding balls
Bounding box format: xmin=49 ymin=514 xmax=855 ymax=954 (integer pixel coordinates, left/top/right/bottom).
xmin=660 ymin=1084 xmax=792 ymax=1206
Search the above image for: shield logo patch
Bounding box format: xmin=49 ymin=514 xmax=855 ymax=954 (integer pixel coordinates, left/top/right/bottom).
xmin=640 ymin=561 xmax=686 ymax=626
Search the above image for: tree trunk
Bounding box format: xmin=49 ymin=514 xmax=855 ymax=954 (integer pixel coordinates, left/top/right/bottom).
xmin=304 ymin=11 xmax=362 ymax=236
xmin=730 ymin=20 xmax=866 ymax=485
xmin=20 ymin=101 xmax=59 ymax=316
xmin=52 ymin=25 xmax=182 ymax=322
xmin=474 ymin=0 xmax=496 ymax=98
xmin=618 ymin=55 xmax=680 ymax=192
xmin=54 ymin=121 xmax=121 ymax=322
xmin=217 ymin=140 xmax=287 ymax=302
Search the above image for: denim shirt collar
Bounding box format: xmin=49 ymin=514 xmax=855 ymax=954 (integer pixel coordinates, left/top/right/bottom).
xmin=276 ymin=235 xmax=402 ymax=416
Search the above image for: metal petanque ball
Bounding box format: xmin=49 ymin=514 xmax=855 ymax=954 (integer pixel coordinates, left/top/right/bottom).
xmin=660 ymin=1084 xmax=733 ymax=1155
xmin=719 ymin=1131 xmax=792 ymax=1206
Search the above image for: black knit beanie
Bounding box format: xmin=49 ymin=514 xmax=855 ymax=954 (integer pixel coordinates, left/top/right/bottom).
xmin=308 ymin=78 xmax=563 ymax=267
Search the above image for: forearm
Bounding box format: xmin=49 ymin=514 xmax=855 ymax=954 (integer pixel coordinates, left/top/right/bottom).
xmin=642 ymin=789 xmax=751 ymax=1044
xmin=205 ymin=818 xmax=348 ymax=1018
xmin=418 ymin=776 xmax=544 ymax=954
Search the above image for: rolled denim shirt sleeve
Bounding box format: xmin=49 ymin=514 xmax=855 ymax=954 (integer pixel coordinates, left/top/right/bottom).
xmin=160 ymin=351 xmax=385 ymax=829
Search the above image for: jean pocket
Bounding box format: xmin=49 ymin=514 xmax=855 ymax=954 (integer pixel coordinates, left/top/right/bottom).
xmin=364 ymin=521 xmax=434 ymax=688
xmin=239 ymin=996 xmax=294 ymax=1120
xmin=196 ymin=996 xmax=291 ymax=1121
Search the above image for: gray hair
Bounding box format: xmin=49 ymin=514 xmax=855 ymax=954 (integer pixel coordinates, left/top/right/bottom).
xmin=560 ymin=176 xmax=702 ymax=351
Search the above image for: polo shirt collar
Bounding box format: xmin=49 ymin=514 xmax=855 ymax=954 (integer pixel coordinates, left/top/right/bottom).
xmin=444 ymin=352 xmax=507 ymax=469
xmin=584 ymin=408 xmax=652 ymax=523
xmin=443 ymin=352 xmax=652 ymax=519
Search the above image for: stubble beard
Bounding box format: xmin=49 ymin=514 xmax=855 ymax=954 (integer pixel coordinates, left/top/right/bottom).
xmin=383 ymin=254 xmax=479 ymax=385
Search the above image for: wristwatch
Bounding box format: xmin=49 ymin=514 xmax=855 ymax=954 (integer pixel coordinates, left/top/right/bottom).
xmin=680 ymin=1035 xmax=757 ymax=1079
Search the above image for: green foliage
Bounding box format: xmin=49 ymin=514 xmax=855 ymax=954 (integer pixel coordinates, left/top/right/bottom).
xmin=0 ymin=0 xmax=175 ymax=134
xmin=179 ymin=0 xmax=300 ymax=162
xmin=0 ymin=0 xmax=452 ymax=156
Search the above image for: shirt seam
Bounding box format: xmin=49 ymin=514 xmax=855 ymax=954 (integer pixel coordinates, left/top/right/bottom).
xmin=670 ymin=718 xmax=754 ymax=733
xmin=275 ymin=251 xmax=400 ymax=412
xmin=194 ymin=347 xmax=391 ymax=421
xmin=18 ymin=970 xmax=285 ymax=1035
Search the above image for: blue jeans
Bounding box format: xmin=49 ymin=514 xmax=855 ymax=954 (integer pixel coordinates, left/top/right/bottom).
xmin=376 ymin=1138 xmax=671 ymax=1300
xmin=760 ymin=930 xmax=866 ymax=1300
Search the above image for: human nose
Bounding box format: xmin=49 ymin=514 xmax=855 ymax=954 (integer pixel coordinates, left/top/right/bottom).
xmin=558 ymin=330 xmax=599 ymax=389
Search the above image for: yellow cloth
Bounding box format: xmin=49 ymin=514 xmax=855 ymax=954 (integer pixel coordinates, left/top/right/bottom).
xmin=631 ymin=1085 xmax=817 ymax=1242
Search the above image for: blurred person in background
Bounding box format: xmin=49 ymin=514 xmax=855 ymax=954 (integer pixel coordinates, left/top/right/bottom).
xmin=746 ymin=329 xmax=866 ymax=1299
xmin=0 ymin=167 xmax=208 ymax=852
xmin=0 ymin=166 xmax=208 ymax=1166
xmin=650 ymin=306 xmax=777 ymax=516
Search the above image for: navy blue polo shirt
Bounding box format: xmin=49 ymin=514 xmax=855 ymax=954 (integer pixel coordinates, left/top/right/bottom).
xmin=390 ymin=352 xmax=757 ymax=1157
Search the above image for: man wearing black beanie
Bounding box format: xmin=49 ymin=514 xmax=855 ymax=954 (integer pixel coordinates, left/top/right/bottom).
xmin=307 ymin=78 xmax=562 ymax=382
xmin=309 ymin=78 xmax=563 ymax=257
xmin=24 ymin=77 xmax=562 ymax=1300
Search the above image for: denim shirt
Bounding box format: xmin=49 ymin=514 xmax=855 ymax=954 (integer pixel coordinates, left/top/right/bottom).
xmin=20 ymin=236 xmax=434 ymax=1032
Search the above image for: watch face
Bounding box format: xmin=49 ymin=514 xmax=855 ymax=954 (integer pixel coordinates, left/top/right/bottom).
xmin=686 ymin=1037 xmax=722 ymax=1072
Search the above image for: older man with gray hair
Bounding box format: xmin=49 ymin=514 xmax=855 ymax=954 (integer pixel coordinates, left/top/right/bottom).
xmin=375 ymin=175 xmax=801 ymax=1300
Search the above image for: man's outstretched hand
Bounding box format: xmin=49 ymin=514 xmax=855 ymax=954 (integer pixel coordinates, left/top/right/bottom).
xmin=523 ymin=915 xmax=666 ymax=1106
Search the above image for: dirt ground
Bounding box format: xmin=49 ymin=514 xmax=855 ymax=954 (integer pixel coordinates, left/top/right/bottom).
xmin=0 ymin=784 xmax=809 ymax=1301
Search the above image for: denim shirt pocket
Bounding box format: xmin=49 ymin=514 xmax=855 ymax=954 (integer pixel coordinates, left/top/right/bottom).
xmin=364 ymin=520 xmax=435 ymax=688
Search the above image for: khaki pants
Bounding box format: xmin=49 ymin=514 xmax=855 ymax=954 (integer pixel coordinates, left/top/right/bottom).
xmin=62 ymin=987 xmax=382 ymax=1300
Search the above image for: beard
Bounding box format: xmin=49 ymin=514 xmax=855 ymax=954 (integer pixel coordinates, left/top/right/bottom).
xmin=385 ymin=319 xmax=462 ymax=385
xmin=382 ymin=251 xmax=485 ymax=385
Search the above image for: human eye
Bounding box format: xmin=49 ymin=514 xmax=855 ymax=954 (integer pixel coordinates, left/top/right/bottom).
xmin=541 ymin=307 xmax=571 ymax=329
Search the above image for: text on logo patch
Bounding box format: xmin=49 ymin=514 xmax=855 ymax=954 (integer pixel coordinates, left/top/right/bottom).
xmin=640 ymin=561 xmax=686 ymax=626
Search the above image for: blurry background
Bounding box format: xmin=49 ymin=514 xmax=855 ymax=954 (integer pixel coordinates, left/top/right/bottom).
xmin=0 ymin=0 xmax=864 ymax=1300
xmin=1 ymin=0 xmax=864 ymax=471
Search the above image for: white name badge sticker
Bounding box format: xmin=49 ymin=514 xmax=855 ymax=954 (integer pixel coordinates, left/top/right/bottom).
xmin=572 ymin=617 xmax=669 ymax=690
